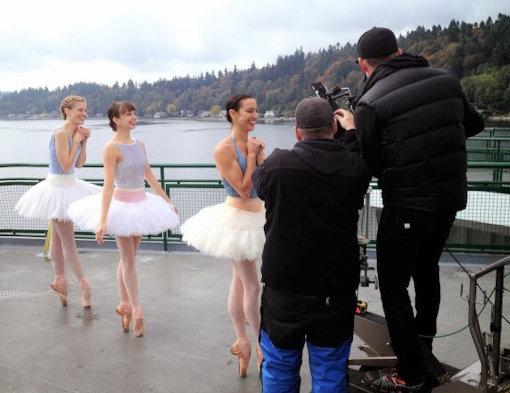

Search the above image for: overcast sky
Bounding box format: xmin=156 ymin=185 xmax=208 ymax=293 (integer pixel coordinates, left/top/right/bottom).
xmin=0 ymin=0 xmax=507 ymax=92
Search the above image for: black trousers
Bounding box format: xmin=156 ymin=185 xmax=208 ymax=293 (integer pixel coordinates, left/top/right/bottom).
xmin=260 ymin=286 xmax=356 ymax=350
xmin=376 ymin=207 xmax=456 ymax=385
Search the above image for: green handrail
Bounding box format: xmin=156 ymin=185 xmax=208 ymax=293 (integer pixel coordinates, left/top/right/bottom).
xmin=1 ymin=162 xmax=509 ymax=252
xmin=0 ymin=161 xmax=507 ymax=169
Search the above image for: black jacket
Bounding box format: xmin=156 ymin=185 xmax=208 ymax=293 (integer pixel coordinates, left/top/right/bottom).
xmin=253 ymin=133 xmax=370 ymax=296
xmin=356 ymin=53 xmax=485 ymax=212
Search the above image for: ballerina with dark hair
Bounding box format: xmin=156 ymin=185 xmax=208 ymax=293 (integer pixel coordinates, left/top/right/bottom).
xmin=180 ymin=94 xmax=266 ymax=377
xmin=68 ymin=101 xmax=179 ymax=337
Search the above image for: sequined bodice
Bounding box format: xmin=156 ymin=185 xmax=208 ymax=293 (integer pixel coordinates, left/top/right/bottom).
xmin=114 ymin=140 xmax=147 ymax=189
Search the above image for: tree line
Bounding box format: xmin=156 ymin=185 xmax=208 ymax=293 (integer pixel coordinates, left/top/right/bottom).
xmin=0 ymin=13 xmax=508 ymax=118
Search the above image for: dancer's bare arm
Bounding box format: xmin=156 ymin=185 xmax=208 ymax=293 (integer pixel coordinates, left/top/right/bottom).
xmin=214 ymin=138 xmax=262 ymax=199
xmin=75 ymin=127 xmax=90 ymax=168
xmin=55 ymin=128 xmax=84 ymax=172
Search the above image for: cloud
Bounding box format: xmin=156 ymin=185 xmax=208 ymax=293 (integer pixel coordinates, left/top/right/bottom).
xmin=0 ymin=0 xmax=507 ymax=91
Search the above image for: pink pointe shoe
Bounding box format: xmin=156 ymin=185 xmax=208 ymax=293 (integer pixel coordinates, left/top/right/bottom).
xmin=230 ymin=339 xmax=251 ymax=378
xmin=50 ymin=276 xmax=68 ymax=307
xmin=133 ymin=307 xmax=144 ymax=337
xmin=115 ymin=304 xmax=132 ymax=333
xmin=256 ymin=345 xmax=263 ymax=375
xmin=78 ymin=278 xmax=92 ymax=308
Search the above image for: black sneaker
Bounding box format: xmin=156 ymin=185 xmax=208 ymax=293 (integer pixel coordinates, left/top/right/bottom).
xmin=370 ymin=372 xmax=425 ymax=392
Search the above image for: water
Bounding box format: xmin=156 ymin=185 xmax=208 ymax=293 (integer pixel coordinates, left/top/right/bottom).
xmin=2 ymin=118 xmax=508 ymax=179
xmin=0 ymin=118 xmax=297 ymax=179
xmin=2 ymin=118 xmax=508 ymax=244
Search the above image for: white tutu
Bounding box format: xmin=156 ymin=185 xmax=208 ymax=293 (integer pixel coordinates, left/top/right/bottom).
xmin=14 ymin=173 xmax=101 ymax=221
xmin=68 ymin=189 xmax=180 ymax=237
xmin=180 ymin=202 xmax=265 ymax=261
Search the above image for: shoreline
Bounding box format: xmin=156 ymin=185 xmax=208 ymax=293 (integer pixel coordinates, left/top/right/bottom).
xmin=0 ymin=116 xmax=297 ymax=124
xmin=0 ymin=113 xmax=508 ymax=123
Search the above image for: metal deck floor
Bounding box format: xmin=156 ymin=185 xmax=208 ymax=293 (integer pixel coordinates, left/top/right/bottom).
xmin=0 ymin=244 xmax=508 ymax=392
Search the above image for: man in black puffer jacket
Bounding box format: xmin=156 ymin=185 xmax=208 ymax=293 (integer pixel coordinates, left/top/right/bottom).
xmin=253 ymin=97 xmax=370 ymax=392
xmin=338 ymin=27 xmax=485 ymax=391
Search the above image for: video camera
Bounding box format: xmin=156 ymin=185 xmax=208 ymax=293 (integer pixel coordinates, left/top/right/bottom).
xmin=311 ymin=81 xmax=357 ymax=139
xmin=311 ymin=81 xmax=357 ymax=113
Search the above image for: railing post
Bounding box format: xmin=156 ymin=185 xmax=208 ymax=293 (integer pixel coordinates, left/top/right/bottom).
xmin=364 ymin=189 xmax=371 ymax=240
xmin=160 ymin=166 xmax=165 ymax=190
xmin=42 ymin=222 xmax=52 ymax=259
xmin=161 ymin=166 xmax=168 ymax=252
xmin=490 ymin=266 xmax=504 ymax=381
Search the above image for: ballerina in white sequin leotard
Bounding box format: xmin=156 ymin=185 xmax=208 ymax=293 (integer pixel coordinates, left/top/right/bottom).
xmin=68 ymin=101 xmax=179 ymax=337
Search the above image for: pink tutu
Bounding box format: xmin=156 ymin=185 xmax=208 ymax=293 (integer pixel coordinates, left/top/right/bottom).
xmin=68 ymin=188 xmax=180 ymax=237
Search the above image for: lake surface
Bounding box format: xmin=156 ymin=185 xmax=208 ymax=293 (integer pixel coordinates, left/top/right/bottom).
xmin=1 ymin=118 xmax=508 ymax=180
xmin=0 ymin=119 xmax=297 ymax=179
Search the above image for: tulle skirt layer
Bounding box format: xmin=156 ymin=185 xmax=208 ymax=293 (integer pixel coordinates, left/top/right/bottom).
xmin=68 ymin=189 xmax=180 ymax=237
xmin=180 ymin=202 xmax=265 ymax=261
xmin=14 ymin=173 xmax=101 ymax=222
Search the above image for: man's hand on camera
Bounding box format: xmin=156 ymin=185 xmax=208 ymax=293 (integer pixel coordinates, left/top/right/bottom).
xmin=334 ymin=109 xmax=355 ymax=131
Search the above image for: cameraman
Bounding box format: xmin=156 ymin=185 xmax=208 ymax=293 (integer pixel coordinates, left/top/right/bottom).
xmin=253 ymin=97 xmax=370 ymax=392
xmin=337 ymin=27 xmax=485 ymax=391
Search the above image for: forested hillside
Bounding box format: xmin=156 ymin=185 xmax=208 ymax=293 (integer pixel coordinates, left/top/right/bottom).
xmin=0 ymin=13 xmax=508 ymax=118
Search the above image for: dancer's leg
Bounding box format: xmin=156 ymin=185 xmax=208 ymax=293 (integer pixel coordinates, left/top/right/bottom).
xmin=117 ymin=237 xmax=141 ymax=308
xmin=131 ymin=236 xmax=142 ymax=315
xmin=49 ymin=221 xmax=65 ymax=277
xmin=228 ymin=261 xmax=261 ymax=376
xmin=51 ymin=220 xmax=85 ymax=280
xmin=228 ymin=265 xmax=248 ymax=339
xmin=115 ymin=236 xmax=141 ymax=315
xmin=51 ymin=219 xmax=91 ymax=306
xmin=132 ymin=236 xmax=142 ymax=256
xmin=117 ymin=259 xmax=130 ymax=308
xmin=49 ymin=221 xmax=68 ymax=305
xmin=115 ymin=236 xmax=142 ymax=332
xmin=232 ymin=260 xmax=261 ymax=339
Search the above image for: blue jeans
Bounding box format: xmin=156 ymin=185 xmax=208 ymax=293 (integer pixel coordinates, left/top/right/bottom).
xmin=260 ymin=330 xmax=352 ymax=393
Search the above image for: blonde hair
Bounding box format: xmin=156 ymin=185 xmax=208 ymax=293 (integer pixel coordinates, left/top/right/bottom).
xmin=60 ymin=95 xmax=86 ymax=119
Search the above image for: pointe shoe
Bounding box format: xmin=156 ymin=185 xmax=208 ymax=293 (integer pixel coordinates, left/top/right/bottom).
xmin=78 ymin=278 xmax=92 ymax=308
xmin=133 ymin=317 xmax=144 ymax=337
xmin=230 ymin=340 xmax=251 ymax=378
xmin=50 ymin=277 xmax=67 ymax=307
xmin=115 ymin=305 xmax=132 ymax=332
xmin=256 ymin=345 xmax=263 ymax=376
xmin=133 ymin=307 xmax=144 ymax=337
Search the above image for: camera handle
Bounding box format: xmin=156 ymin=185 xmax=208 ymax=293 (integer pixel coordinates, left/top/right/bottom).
xmin=311 ymin=82 xmax=356 ymax=139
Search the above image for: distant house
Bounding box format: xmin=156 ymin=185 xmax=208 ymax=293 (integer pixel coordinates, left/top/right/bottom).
xmin=264 ymin=110 xmax=276 ymax=119
xmin=154 ymin=111 xmax=167 ymax=119
xmin=180 ymin=109 xmax=195 ymax=117
xmin=199 ymin=111 xmax=212 ymax=118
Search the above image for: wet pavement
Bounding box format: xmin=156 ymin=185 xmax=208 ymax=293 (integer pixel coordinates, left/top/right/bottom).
xmin=0 ymin=242 xmax=508 ymax=392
